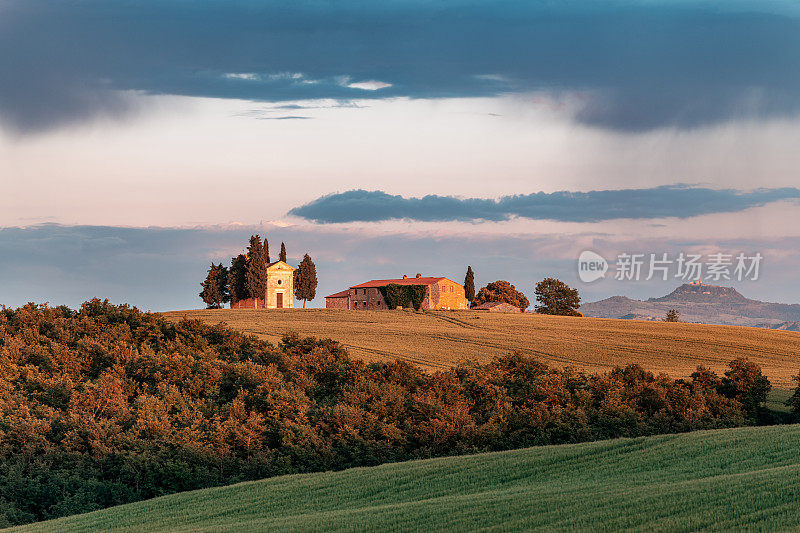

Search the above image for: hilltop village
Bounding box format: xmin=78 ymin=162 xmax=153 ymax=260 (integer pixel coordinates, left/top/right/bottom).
xmin=200 ymin=235 xmax=584 ymax=316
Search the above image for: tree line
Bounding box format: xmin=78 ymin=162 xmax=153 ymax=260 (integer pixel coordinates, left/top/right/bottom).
xmin=463 ymin=266 xmax=581 ymax=315
xmin=199 ymin=235 xmax=317 ymax=309
xmin=464 ymin=267 xmax=686 ymax=322
xmin=1 ymin=300 xmax=795 ymax=526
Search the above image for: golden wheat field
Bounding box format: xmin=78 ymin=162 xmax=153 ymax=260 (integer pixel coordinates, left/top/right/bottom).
xmin=163 ymin=309 xmax=800 ymax=388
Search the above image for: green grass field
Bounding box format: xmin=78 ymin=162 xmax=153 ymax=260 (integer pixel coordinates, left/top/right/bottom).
xmin=14 ymin=424 xmax=800 ymax=532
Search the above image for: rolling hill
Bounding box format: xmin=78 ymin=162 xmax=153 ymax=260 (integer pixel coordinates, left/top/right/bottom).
xmin=14 ymin=424 xmax=800 ymax=532
xmin=163 ymin=308 xmax=800 ymax=388
xmin=581 ymin=282 xmax=800 ymax=327
xmin=767 ymin=321 xmax=800 ymax=332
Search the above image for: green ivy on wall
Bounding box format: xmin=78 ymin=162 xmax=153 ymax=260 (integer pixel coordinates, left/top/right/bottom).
xmin=378 ymin=284 xmax=427 ymax=310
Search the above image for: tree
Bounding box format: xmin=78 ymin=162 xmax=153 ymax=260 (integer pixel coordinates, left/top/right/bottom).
xmin=534 ymin=278 xmax=581 ymax=316
xmin=664 ymin=309 xmax=680 ymax=322
xmin=264 ymin=237 xmax=270 ymax=264
xmin=245 ymin=235 xmax=268 ymax=305
xmin=690 ymin=365 xmax=721 ymax=391
xmin=218 ymin=264 xmax=231 ymax=305
xmin=787 ymin=371 xmax=800 ymax=419
xmin=228 ymin=254 xmax=249 ymax=304
xmin=199 ymin=263 xmax=229 ymax=309
xmin=472 ymin=280 xmax=529 ymax=310
xmin=279 ymin=242 xmax=287 ymax=263
xmin=464 ymin=266 xmax=475 ymax=302
xmin=720 ymin=358 xmax=772 ymax=419
xmin=294 ymin=253 xmax=318 ymax=308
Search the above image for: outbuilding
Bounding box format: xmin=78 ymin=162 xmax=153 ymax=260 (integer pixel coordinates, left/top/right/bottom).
xmin=472 ymin=301 xmax=522 ymax=313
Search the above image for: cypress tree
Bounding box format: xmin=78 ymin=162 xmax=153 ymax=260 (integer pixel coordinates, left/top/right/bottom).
xmin=228 ymin=254 xmax=249 ymax=304
xmin=279 ymin=242 xmax=287 ymax=263
xmin=246 ymin=235 xmax=268 ymax=306
xmin=218 ymin=264 xmax=230 ymax=304
xmin=199 ymin=263 xmax=229 ymax=309
xmin=264 ymin=237 xmax=270 ymax=264
xmin=464 ymin=266 xmax=475 ymax=302
xmin=199 ymin=263 xmax=218 ymax=309
xmin=293 ymin=253 xmax=318 ymax=308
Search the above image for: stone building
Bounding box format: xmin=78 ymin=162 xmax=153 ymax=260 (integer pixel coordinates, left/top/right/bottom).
xmin=231 ymin=260 xmax=295 ymax=309
xmin=472 ymin=301 xmax=523 ymax=313
xmin=325 ymin=290 xmax=351 ymax=309
xmin=325 ymin=274 xmax=468 ymax=310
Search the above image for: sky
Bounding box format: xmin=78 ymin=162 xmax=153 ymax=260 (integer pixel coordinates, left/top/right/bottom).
xmin=2 ymin=0 xmax=800 ymax=311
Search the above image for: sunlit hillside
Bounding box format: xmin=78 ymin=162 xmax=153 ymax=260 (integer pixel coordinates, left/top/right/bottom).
xmin=165 ymin=309 xmax=800 ymax=387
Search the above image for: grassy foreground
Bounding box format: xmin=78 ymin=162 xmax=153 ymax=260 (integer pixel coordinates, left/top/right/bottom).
xmin=164 ymin=308 xmax=800 ymax=387
xmin=14 ymin=424 xmax=800 ymax=532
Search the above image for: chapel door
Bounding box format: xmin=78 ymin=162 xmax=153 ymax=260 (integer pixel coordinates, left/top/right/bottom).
xmin=276 ymin=293 xmax=283 ymax=309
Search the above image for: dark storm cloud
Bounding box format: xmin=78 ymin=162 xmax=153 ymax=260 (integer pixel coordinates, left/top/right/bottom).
xmin=1 ymin=1 xmax=799 ymax=133
xmin=289 ymin=187 xmax=800 ymax=223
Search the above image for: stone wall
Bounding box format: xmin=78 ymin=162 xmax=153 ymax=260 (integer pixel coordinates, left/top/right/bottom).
xmin=350 ymin=287 xmax=389 ymax=310
xmin=325 ymin=296 xmax=350 ymax=309
xmin=431 ymin=279 xmax=469 ymax=310
xmin=231 ymin=298 xmax=264 ymax=309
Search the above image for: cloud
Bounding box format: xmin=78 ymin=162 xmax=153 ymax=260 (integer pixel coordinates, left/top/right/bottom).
xmin=233 ymin=99 xmax=364 ymax=119
xmin=256 ymin=115 xmax=312 ymax=120
xmin=346 ymin=80 xmax=392 ymax=91
xmin=224 ymin=73 xmax=259 ymax=81
xmin=289 ymin=187 xmax=800 ymax=223
xmin=2 ymin=1 xmax=800 ymax=133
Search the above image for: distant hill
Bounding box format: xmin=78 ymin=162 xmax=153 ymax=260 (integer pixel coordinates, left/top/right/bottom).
xmin=582 ymin=282 xmax=800 ymax=327
xmin=761 ymin=321 xmax=800 ymax=332
xmin=16 ymin=425 xmax=800 ymax=532
xmin=649 ymin=283 xmax=748 ymax=303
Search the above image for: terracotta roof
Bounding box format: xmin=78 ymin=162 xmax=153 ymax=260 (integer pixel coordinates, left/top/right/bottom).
xmin=472 ymin=301 xmax=520 ymax=310
xmin=350 ymin=277 xmax=445 ymax=289
xmin=325 ymin=290 xmax=350 ymax=298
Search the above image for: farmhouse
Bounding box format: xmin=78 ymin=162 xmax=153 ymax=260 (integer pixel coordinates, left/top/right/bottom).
xmin=326 ymin=274 xmax=468 ymax=310
xmin=231 ymin=260 xmax=295 ymax=309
